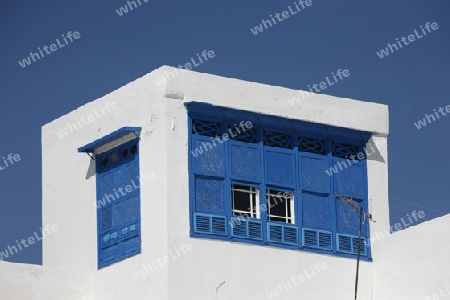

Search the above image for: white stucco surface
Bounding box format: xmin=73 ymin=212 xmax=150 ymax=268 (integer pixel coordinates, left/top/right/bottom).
xmin=0 ymin=66 xmax=443 ymax=300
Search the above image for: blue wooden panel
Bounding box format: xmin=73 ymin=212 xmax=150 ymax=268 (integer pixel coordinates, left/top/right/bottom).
xmin=101 ymin=206 xmax=112 ymax=231
xmin=113 ymin=201 xmax=126 ymax=228
xmin=123 ymin=235 xmax=141 ymax=256
xmin=334 ymin=158 xmax=364 ymax=199
xmin=99 ymin=243 xmax=120 ymax=266
xmin=302 ymin=193 xmax=329 ymax=230
xmin=100 ymin=172 xmax=114 ymax=197
xmin=300 ymin=155 xmax=330 ymax=193
xmin=335 ymin=197 xmax=366 ymax=235
xmin=265 ymin=149 xmax=295 ymax=187
xmin=230 ymin=143 xmax=260 ymax=182
xmin=302 ymin=228 xmax=332 ymax=250
xmin=192 ymin=137 xmax=225 ymax=177
xmin=96 ymin=138 xmax=141 ymax=269
xmin=195 ymin=177 xmax=224 ymax=213
xmin=126 ymin=196 xmax=139 ymax=221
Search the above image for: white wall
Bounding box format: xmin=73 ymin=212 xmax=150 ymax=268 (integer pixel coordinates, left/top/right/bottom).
xmin=0 ymin=262 xmax=91 ymax=300
xmin=375 ymin=214 xmax=450 ymax=300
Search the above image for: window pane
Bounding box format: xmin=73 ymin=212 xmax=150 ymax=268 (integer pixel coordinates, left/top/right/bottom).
xmin=232 ymin=184 xmax=258 ymax=218
xmin=267 ymin=189 xmax=294 ymax=224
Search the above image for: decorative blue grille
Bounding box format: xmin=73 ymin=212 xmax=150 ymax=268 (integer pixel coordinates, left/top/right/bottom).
xmin=192 ymin=119 xmax=221 ymax=137
xmin=332 ymin=141 xmax=361 ymax=159
xmin=228 ymin=124 xmax=257 ymax=143
xmin=299 ymin=136 xmax=326 ymax=155
xmin=263 ymin=130 xmax=292 ymax=148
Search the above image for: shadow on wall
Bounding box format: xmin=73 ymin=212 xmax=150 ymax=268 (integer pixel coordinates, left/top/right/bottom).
xmin=366 ymin=136 xmax=387 ymax=164
xmin=85 ymin=157 xmax=96 ymax=180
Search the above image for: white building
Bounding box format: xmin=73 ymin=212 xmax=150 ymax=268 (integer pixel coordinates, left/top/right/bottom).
xmin=0 ymin=66 xmax=449 ymax=300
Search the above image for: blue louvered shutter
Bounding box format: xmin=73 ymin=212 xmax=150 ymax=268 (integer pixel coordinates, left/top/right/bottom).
xmin=230 ymin=217 xmax=263 ymax=240
xmin=267 ymin=223 xmax=299 ymax=246
xmin=194 ymin=213 xmax=227 ymax=235
xmin=337 ymin=234 xmax=367 ymax=255
xmin=302 ymin=228 xmax=332 ymax=250
xmin=97 ymin=140 xmax=141 ymax=268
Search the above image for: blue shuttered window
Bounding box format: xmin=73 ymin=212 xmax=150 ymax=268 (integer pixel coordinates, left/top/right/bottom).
xmin=187 ymin=103 xmax=371 ymax=260
xmin=96 ymin=139 xmax=141 ymax=268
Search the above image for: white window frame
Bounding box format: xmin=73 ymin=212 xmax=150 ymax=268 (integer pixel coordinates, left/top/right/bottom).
xmin=231 ymin=184 xmax=260 ymax=219
xmin=266 ymin=189 xmax=295 ymax=224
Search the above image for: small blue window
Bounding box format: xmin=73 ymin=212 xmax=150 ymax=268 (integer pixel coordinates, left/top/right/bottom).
xmin=79 ymin=127 xmax=142 ymax=268
xmin=186 ymin=103 xmax=372 ymax=260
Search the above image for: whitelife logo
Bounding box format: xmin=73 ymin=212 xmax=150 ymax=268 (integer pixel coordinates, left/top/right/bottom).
xmin=376 ymin=22 xmax=439 ymax=59
xmin=0 ymin=153 xmax=21 ymax=172
xmin=153 ymin=50 xmax=216 ymax=87
xmin=413 ymin=104 xmax=450 ymax=129
xmin=56 ymin=102 xmax=118 ymax=139
xmin=18 ymin=31 xmax=81 ymax=68
xmin=115 ymin=0 xmax=149 ymax=16
xmin=250 ymin=0 xmax=313 ymax=35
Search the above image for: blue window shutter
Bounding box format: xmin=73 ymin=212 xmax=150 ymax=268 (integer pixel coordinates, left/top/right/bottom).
xmin=97 ymin=139 xmax=141 ymax=268
xmin=302 ymin=228 xmax=332 ymax=250
xmin=267 ymin=223 xmax=299 ymax=246
xmin=194 ymin=177 xmax=225 ymax=213
xmin=230 ymin=142 xmax=261 ymax=182
xmin=337 ymin=234 xmax=367 ymax=256
xmin=334 ymin=158 xmax=364 ymax=199
xmin=335 ymin=197 xmax=366 ymax=236
xmin=186 ymin=104 xmax=371 ymax=260
xmin=302 ymin=193 xmax=330 ymax=230
xmin=192 ymin=137 xmax=225 ymax=177
xmin=300 ymin=154 xmax=330 ymax=194
xmin=265 ymin=148 xmax=295 ymax=188
xmin=230 ymin=217 xmax=263 ymax=240
xmin=194 ymin=213 xmax=227 ymax=235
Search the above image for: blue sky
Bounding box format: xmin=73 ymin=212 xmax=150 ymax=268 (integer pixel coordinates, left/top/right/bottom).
xmin=0 ymin=0 xmax=448 ymax=264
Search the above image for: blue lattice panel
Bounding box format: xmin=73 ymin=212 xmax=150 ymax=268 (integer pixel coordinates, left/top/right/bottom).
xmin=335 ymin=197 xmax=366 ymax=236
xmin=332 ymin=141 xmax=361 ymax=159
xmin=192 ymin=137 xmax=225 ymax=177
xmin=101 ymin=206 xmax=112 ymax=231
xmin=334 ymin=158 xmax=364 ymax=199
xmin=126 ymin=196 xmax=139 ymax=221
xmin=195 ymin=177 xmax=225 ymax=213
xmin=302 ymin=193 xmax=329 ymax=230
xmin=265 ymin=149 xmax=295 ymax=188
xmin=298 ymin=136 xmax=327 ymax=155
xmin=230 ymin=142 xmax=261 ymax=182
xmin=300 ymin=155 xmax=330 ymax=193
xmin=264 ymin=130 xmax=292 ymax=149
xmin=192 ymin=119 xmax=221 ymax=137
